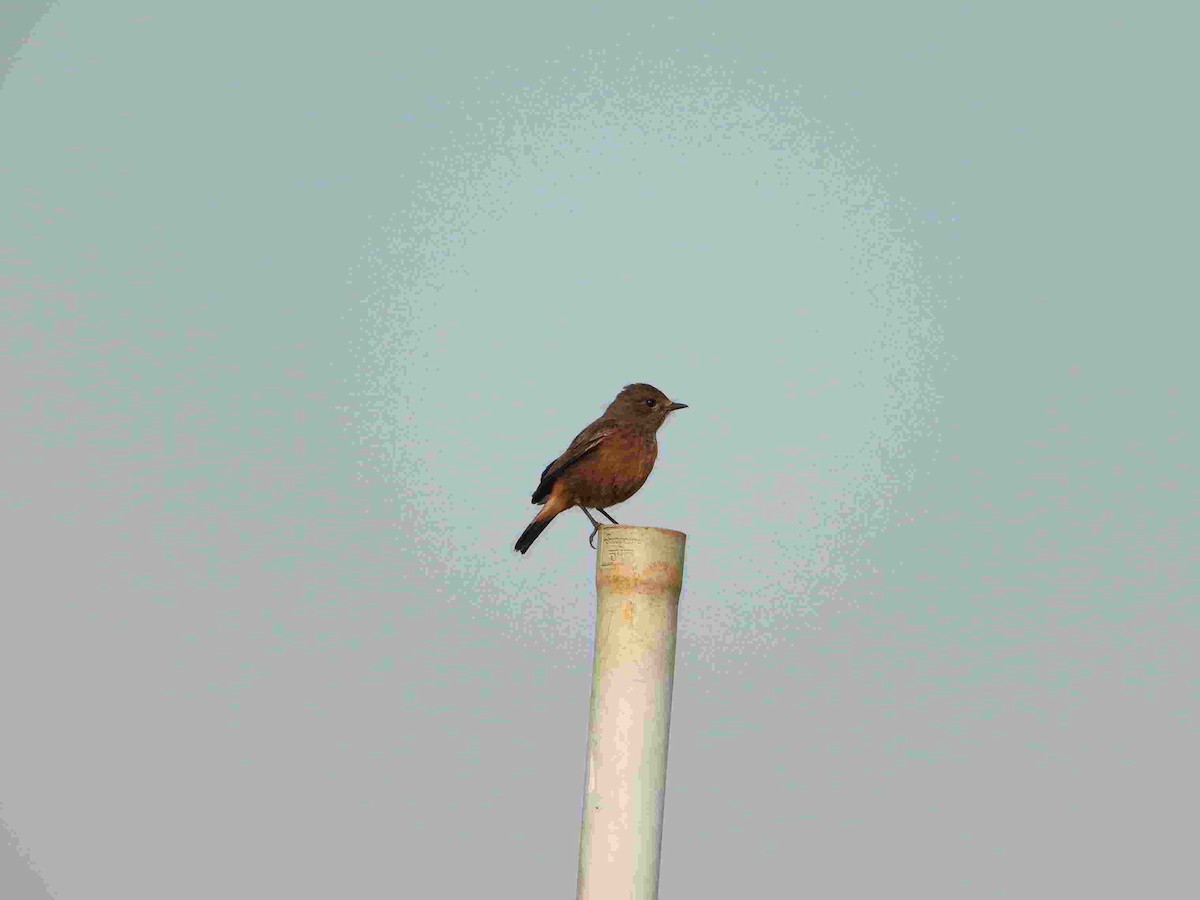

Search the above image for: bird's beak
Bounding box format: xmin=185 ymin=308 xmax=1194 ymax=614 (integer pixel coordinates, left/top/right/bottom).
xmin=666 ymin=402 xmax=688 ymax=411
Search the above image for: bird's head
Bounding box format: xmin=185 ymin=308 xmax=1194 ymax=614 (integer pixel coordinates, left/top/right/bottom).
xmin=607 ymin=383 xmax=688 ymax=428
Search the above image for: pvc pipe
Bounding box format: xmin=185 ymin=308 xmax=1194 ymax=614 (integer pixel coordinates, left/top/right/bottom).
xmin=577 ymin=525 xmax=687 ymax=900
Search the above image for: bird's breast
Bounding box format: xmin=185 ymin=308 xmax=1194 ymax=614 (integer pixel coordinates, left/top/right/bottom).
xmin=567 ymin=431 xmax=657 ymax=507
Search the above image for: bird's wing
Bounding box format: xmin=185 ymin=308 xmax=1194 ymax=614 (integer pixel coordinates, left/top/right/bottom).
xmin=531 ymin=422 xmax=614 ymax=504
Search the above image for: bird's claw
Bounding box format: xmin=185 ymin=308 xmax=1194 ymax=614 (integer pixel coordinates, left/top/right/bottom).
xmin=588 ymin=527 xmax=599 ymax=550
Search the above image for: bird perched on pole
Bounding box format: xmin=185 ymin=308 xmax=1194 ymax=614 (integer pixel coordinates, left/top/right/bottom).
xmin=514 ymin=383 xmax=688 ymax=555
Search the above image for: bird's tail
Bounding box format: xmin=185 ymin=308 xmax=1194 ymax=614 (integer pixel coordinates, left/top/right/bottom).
xmin=515 ymin=507 xmax=560 ymax=555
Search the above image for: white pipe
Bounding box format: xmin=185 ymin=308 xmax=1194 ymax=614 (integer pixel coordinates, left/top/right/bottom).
xmin=578 ymin=525 xmax=687 ymax=900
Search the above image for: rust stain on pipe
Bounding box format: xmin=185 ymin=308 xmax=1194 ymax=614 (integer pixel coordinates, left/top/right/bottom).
xmin=597 ymin=558 xmax=683 ymax=597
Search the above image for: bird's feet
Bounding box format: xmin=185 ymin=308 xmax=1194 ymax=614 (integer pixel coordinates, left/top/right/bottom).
xmin=586 ymin=508 xmax=618 ymax=548
xmin=580 ymin=506 xmax=604 ymax=550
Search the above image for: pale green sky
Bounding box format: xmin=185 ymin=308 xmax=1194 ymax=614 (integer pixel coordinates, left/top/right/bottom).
xmin=2 ymin=2 xmax=1195 ymax=897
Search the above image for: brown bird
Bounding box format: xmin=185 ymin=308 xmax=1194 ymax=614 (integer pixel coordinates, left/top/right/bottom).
xmin=514 ymin=383 xmax=687 ymax=555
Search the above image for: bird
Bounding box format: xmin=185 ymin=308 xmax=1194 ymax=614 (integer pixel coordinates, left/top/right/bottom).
xmin=514 ymin=383 xmax=687 ymax=555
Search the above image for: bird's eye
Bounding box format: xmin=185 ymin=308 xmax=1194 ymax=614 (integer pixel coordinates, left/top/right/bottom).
xmin=644 ymin=398 xmax=656 ymax=408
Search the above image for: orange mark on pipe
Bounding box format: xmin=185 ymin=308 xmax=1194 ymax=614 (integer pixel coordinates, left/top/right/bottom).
xmin=597 ymin=564 xmax=683 ymax=596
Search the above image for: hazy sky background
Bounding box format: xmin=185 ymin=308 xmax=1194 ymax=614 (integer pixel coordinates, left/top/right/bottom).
xmin=2 ymin=2 xmax=1196 ymax=897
